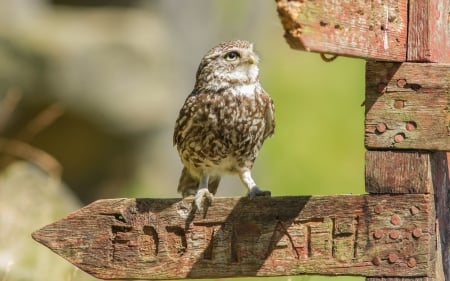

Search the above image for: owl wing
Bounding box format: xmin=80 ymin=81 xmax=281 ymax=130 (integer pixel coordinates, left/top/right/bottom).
xmin=173 ymin=93 xmax=196 ymax=147
xmin=262 ymin=91 xmax=275 ymax=139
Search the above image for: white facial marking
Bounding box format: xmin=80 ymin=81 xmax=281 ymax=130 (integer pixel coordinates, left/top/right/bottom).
xmin=231 ymin=83 xmax=256 ymax=97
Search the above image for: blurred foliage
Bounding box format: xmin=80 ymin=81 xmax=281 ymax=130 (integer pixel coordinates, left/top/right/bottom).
xmin=0 ymin=0 xmax=365 ymax=280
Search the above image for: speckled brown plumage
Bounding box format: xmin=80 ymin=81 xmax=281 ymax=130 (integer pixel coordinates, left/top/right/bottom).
xmin=174 ymin=40 xmax=275 ymax=209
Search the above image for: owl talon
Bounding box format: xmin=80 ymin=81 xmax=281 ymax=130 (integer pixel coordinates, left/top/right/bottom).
xmin=248 ymin=186 xmax=271 ymax=199
xmin=195 ymin=188 xmax=213 ymax=210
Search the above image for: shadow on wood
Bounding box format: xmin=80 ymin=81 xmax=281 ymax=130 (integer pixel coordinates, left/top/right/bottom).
xmin=32 ymin=194 xmax=435 ymax=279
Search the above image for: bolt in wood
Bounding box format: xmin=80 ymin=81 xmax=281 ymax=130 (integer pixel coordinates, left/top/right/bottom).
xmin=405 ymin=122 xmax=416 ymax=131
xmin=397 ymin=79 xmax=407 ymax=88
xmin=410 ymin=206 xmax=420 ymax=215
xmin=373 ymin=229 xmax=383 ymax=239
xmin=393 ymin=100 xmax=404 ymax=109
xmin=388 ymin=252 xmax=398 ymax=264
xmin=372 ymin=256 xmax=381 ymax=266
xmin=389 ymin=230 xmax=399 ymax=240
xmin=412 ymin=228 xmax=422 ymax=239
xmin=390 ymin=214 xmax=401 ymax=225
xmin=374 ymin=204 xmax=383 ymax=214
xmin=394 ymin=134 xmax=405 ymax=143
xmin=377 ymin=83 xmax=387 ymax=93
xmin=376 ymin=123 xmax=387 ymax=133
xmin=407 ymin=257 xmax=417 ymax=268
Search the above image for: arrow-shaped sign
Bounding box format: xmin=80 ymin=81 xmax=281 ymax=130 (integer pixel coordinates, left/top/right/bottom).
xmin=33 ymin=195 xmax=434 ymax=279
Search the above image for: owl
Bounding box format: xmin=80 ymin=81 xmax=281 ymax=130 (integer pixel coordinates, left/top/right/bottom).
xmin=173 ymin=40 xmax=275 ymax=210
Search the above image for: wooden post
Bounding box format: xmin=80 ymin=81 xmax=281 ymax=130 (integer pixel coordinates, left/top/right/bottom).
xmin=276 ymin=0 xmax=450 ymax=280
xmin=32 ymin=0 xmax=450 ymax=279
xmin=363 ymin=0 xmax=450 ymax=280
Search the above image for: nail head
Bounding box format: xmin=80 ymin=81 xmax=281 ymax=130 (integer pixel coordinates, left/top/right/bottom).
xmin=394 ymin=134 xmax=405 ymax=143
xmin=412 ymin=228 xmax=422 ymax=239
xmin=407 ymin=257 xmax=417 ymax=268
xmin=394 ymin=100 xmax=404 ymax=109
xmin=391 ymin=214 xmax=402 ymax=225
xmin=377 ymin=83 xmax=387 ymax=93
xmin=397 ymin=79 xmax=407 ymax=88
xmin=389 ymin=230 xmax=399 ymax=239
xmin=410 ymin=206 xmax=419 ymax=215
xmin=388 ymin=252 xmax=398 ymax=263
xmin=372 ymin=256 xmax=381 ymax=266
xmin=405 ymin=121 xmax=416 ymax=131
xmin=376 ymin=123 xmax=387 ymax=133
xmin=374 ymin=229 xmax=383 ymax=239
xmin=374 ymin=204 xmax=383 ymax=214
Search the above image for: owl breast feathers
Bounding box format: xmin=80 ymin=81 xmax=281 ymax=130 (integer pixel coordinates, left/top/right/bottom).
xmin=173 ymin=40 xmax=275 ymax=209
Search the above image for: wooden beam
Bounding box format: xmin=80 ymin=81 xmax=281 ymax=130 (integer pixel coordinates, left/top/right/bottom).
xmin=407 ymin=0 xmax=450 ymax=62
xmin=32 ymin=195 xmax=435 ymax=280
xmin=365 ymin=62 xmax=450 ymax=151
xmin=275 ymin=0 xmax=407 ymax=61
xmin=431 ymin=152 xmax=450 ymax=281
xmin=366 ymin=151 xmax=434 ymax=194
xmin=365 ymin=151 xmax=449 ymax=281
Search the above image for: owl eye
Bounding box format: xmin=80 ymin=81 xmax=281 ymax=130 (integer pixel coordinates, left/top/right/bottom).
xmin=224 ymin=51 xmax=240 ymax=61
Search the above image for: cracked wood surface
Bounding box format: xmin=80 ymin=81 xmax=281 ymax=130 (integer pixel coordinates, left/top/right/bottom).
xmin=275 ymin=0 xmax=407 ymax=61
xmin=365 ymin=62 xmax=450 ymax=151
xmin=365 ymin=151 xmax=449 ymax=281
xmin=33 ymin=195 xmax=434 ymax=280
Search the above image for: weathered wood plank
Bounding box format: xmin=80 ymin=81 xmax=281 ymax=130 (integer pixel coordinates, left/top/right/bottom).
xmin=431 ymin=152 xmax=450 ymax=281
xmin=365 ymin=151 xmax=448 ymax=281
xmin=275 ymin=0 xmax=407 ymax=61
xmin=407 ymin=0 xmax=450 ymax=62
xmin=365 ymin=151 xmax=433 ymax=194
xmin=365 ymin=62 xmax=450 ymax=150
xmin=366 ymin=277 xmax=436 ymax=281
xmin=32 ymin=195 xmax=435 ymax=280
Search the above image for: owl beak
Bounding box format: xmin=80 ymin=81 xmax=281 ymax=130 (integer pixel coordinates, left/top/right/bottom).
xmin=245 ymin=54 xmax=259 ymax=65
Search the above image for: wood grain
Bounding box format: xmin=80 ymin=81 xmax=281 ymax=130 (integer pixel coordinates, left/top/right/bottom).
xmin=275 ymin=0 xmax=407 ymax=61
xmin=407 ymin=0 xmax=450 ymax=62
xmin=365 ymin=151 xmax=433 ymax=194
xmin=365 ymin=151 xmax=448 ymax=281
xmin=365 ymin=62 xmax=450 ymax=151
xmin=32 ymin=195 xmax=435 ymax=279
xmin=431 ymin=152 xmax=450 ymax=281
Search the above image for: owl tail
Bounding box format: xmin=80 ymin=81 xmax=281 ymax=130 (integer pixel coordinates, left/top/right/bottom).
xmin=177 ymin=167 xmax=221 ymax=198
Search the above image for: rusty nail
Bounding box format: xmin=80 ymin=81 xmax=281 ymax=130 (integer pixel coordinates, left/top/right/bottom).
xmin=374 ymin=204 xmax=383 ymax=214
xmin=372 ymin=256 xmax=381 ymax=266
xmin=389 ymin=230 xmax=399 ymax=239
xmin=405 ymin=121 xmax=416 ymax=131
xmin=391 ymin=214 xmax=402 ymax=225
xmin=376 ymin=123 xmax=387 ymax=133
xmin=388 ymin=252 xmax=398 ymax=263
xmin=394 ymin=134 xmax=405 ymax=143
xmin=397 ymin=79 xmax=407 ymax=88
xmin=412 ymin=228 xmax=422 ymax=239
xmin=410 ymin=206 xmax=420 ymax=215
xmin=377 ymin=83 xmax=387 ymax=93
xmin=373 ymin=229 xmax=383 ymax=239
xmin=407 ymin=257 xmax=417 ymax=268
xmin=394 ymin=100 xmax=404 ymax=109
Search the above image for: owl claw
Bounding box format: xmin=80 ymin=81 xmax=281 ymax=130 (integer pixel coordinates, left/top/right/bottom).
xmin=195 ymin=188 xmax=213 ymax=210
xmin=248 ymin=186 xmax=271 ymax=199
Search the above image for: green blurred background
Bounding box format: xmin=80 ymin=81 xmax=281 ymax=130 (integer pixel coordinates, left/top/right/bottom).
xmin=0 ymin=0 xmax=365 ymax=280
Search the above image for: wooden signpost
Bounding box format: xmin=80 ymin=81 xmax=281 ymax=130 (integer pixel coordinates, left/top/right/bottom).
xmin=33 ymin=0 xmax=450 ymax=280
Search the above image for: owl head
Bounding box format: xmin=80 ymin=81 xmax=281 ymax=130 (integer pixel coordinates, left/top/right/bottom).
xmin=194 ymin=40 xmax=260 ymax=90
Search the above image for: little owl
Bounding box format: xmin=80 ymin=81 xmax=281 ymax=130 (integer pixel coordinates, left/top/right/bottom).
xmin=174 ymin=40 xmax=275 ymax=210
